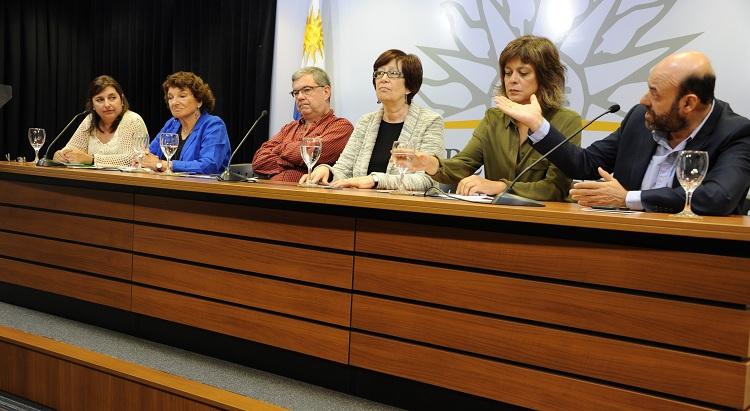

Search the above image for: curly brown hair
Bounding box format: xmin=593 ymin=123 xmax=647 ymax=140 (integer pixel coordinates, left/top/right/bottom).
xmin=162 ymin=71 xmax=216 ymax=112
xmin=498 ymin=36 xmax=566 ymax=115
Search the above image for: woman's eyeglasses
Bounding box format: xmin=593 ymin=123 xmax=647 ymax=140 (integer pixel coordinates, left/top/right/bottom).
xmin=373 ymin=70 xmax=404 ymax=79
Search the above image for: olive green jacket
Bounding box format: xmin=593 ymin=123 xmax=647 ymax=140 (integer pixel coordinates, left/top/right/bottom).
xmin=432 ymin=107 xmax=582 ymax=201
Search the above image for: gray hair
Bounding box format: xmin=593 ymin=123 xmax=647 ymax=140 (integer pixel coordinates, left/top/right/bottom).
xmin=292 ymin=66 xmax=331 ymax=87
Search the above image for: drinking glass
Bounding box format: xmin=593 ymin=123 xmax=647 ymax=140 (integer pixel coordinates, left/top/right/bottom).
xmin=28 ymin=128 xmax=46 ymax=164
xmin=299 ymin=136 xmax=322 ymax=186
xmin=390 ymin=141 xmax=415 ymax=195
xmin=159 ymin=133 xmax=179 ymax=175
xmin=671 ymin=150 xmax=709 ymax=218
xmin=132 ymin=133 xmax=149 ymax=169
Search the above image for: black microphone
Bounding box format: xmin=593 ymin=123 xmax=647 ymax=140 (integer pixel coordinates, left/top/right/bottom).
xmin=37 ymin=110 xmax=89 ymax=167
xmin=492 ymin=104 xmax=620 ymax=206
xmin=218 ymin=110 xmax=268 ymax=181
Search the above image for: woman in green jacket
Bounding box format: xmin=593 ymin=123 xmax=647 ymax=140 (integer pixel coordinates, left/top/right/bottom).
xmin=408 ymin=35 xmax=582 ymax=201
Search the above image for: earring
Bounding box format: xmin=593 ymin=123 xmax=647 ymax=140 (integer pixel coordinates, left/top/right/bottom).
xmin=377 ymin=99 xmax=381 ymax=104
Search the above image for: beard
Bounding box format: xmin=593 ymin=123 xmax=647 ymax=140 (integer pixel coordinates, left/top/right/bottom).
xmin=644 ymin=99 xmax=687 ymax=133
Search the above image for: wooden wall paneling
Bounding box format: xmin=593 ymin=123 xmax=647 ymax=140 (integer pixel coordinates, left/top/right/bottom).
xmin=353 ymin=257 xmax=750 ymax=357
xmin=134 ymin=194 xmax=355 ymax=251
xmin=0 ymin=231 xmax=132 ymax=280
xmin=132 ymin=286 xmax=349 ymax=364
xmin=133 ymin=225 xmax=353 ymax=289
xmin=356 ymin=219 xmax=750 ymax=305
xmin=350 ymin=333 xmax=712 ymax=411
xmin=0 ymin=326 xmax=284 ymax=410
xmin=351 ymin=295 xmax=748 ymax=408
xmin=0 ymin=180 xmax=133 ymax=219
xmin=133 ymin=255 xmax=351 ymax=326
xmin=0 ymin=257 xmax=131 ymax=310
xmin=0 ymin=205 xmax=133 ymax=249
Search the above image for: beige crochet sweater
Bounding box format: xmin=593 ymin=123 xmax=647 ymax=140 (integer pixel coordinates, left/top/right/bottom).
xmin=61 ymin=110 xmax=148 ymax=167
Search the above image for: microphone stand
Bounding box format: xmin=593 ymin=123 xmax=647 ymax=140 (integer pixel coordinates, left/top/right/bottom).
xmin=37 ymin=110 xmax=89 ymax=167
xmin=492 ymin=104 xmax=621 ymax=206
xmin=218 ymin=110 xmax=268 ymax=181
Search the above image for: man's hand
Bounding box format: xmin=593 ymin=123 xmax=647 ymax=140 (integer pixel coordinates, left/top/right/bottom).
xmin=494 ymin=94 xmax=544 ymax=131
xmin=456 ymin=175 xmax=507 ymax=196
xmin=331 ymin=176 xmax=375 ymax=189
xmin=570 ymin=167 xmax=628 ymax=208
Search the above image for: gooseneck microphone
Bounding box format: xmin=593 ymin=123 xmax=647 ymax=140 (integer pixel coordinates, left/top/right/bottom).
xmin=37 ymin=110 xmax=89 ymax=167
xmin=218 ymin=110 xmax=268 ymax=181
xmin=492 ymin=104 xmax=621 ymax=206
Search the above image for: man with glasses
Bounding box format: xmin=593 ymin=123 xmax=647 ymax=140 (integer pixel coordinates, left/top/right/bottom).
xmin=252 ymin=66 xmax=353 ymax=182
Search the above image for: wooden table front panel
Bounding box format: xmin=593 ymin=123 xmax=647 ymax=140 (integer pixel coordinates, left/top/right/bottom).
xmin=134 ymin=255 xmax=351 ymax=327
xmin=134 ymin=224 xmax=352 ymax=289
xmin=0 ymin=257 xmax=131 ymax=311
xmin=0 ymin=231 xmax=132 ymax=281
xmin=352 ymin=295 xmax=748 ymax=408
xmin=134 ymin=194 xmax=355 ymax=251
xmin=132 ymin=286 xmax=350 ymax=364
xmin=349 ymin=333 xmax=710 ymax=411
xmin=0 ymin=180 xmax=133 ymax=220
xmin=356 ymin=219 xmax=750 ymax=305
xmin=354 ymin=257 xmax=749 ymax=357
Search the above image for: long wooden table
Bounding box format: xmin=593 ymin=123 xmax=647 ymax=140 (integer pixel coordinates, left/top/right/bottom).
xmin=1 ymin=162 xmax=748 ymax=410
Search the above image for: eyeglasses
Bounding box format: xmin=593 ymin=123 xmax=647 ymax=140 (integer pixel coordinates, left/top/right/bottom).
xmin=289 ymin=85 xmax=325 ymax=98
xmin=373 ymin=70 xmax=404 ymax=79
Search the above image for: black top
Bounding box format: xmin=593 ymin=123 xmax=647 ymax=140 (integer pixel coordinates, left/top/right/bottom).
xmin=173 ymin=127 xmax=189 ymax=161
xmin=367 ymin=121 xmax=404 ymax=175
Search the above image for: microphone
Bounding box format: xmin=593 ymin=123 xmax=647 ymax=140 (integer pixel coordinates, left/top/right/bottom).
xmin=492 ymin=104 xmax=620 ymax=206
xmin=218 ymin=110 xmax=268 ymax=181
xmin=37 ymin=110 xmax=89 ymax=167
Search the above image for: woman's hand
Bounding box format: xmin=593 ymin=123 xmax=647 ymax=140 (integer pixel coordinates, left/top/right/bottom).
xmin=456 ymin=175 xmax=507 ymax=196
xmin=140 ymin=153 xmax=160 ymax=171
xmin=52 ymin=149 xmax=67 ymax=163
xmin=331 ymin=176 xmax=376 ymax=189
xmin=299 ymin=166 xmax=330 ymax=185
xmin=56 ymin=148 xmax=93 ymax=164
xmin=398 ymin=151 xmax=439 ymax=175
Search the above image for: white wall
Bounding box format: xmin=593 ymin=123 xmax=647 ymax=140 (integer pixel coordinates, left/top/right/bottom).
xmin=271 ymin=0 xmax=750 ymax=152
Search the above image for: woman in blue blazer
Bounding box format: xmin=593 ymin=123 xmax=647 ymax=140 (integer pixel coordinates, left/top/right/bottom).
xmin=143 ymin=71 xmax=230 ymax=174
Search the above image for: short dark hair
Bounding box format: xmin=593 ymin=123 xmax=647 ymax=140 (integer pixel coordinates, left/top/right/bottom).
xmin=85 ymin=75 xmax=129 ymax=134
xmin=372 ymin=49 xmax=423 ymax=105
xmin=677 ymin=72 xmax=715 ymax=104
xmin=162 ymin=71 xmax=216 ymax=112
xmin=498 ymin=35 xmax=566 ymax=114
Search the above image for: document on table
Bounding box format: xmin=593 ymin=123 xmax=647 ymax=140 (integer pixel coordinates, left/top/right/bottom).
xmin=433 ymin=193 xmax=494 ymax=203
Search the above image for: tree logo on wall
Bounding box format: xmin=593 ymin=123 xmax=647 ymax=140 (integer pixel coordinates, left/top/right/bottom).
xmin=417 ymin=0 xmax=701 ymax=119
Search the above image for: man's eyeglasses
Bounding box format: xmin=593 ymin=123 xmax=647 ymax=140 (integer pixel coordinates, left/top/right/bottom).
xmin=373 ymin=70 xmax=404 ymax=79
xmin=289 ymin=85 xmax=325 ymax=98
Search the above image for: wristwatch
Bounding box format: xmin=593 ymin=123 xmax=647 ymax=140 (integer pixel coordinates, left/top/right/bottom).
xmin=156 ymin=161 xmax=163 ymax=172
xmin=370 ymin=173 xmax=380 ymax=187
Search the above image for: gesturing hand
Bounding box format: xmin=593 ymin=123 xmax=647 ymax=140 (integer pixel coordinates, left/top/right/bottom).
xmin=570 ymin=167 xmax=628 ymax=208
xmin=494 ymin=94 xmax=544 ymax=132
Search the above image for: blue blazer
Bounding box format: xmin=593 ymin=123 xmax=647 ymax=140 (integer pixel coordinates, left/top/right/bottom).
xmin=150 ymin=112 xmax=231 ymax=174
xmin=532 ymin=99 xmax=750 ymax=215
